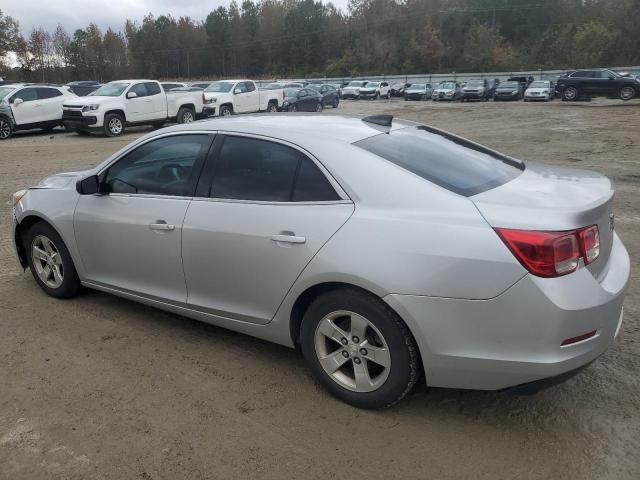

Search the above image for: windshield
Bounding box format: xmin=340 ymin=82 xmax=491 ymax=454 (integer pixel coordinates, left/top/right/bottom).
xmin=530 ymin=81 xmax=549 ymax=88
xmin=410 ymin=84 xmax=426 ymax=89
xmin=91 ymin=82 xmax=129 ymax=97
xmin=347 ymin=81 xmax=366 ymax=87
xmin=467 ymin=80 xmax=484 ymax=87
xmin=205 ymin=81 xmax=235 ymax=93
xmin=284 ymin=88 xmax=300 ymax=98
xmin=0 ymin=87 xmax=16 ymax=101
xmin=365 ymin=82 xmax=380 ymax=88
xmin=438 ymin=82 xmax=456 ymax=89
xmin=501 ymin=82 xmax=519 ymax=88
xmin=355 ymin=126 xmax=523 ymax=197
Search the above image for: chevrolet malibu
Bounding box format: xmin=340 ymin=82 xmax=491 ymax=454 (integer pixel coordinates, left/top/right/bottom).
xmin=11 ymin=114 xmax=629 ymax=409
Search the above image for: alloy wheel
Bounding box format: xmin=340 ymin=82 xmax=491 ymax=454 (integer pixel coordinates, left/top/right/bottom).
xmin=314 ymin=310 xmax=391 ymax=393
xmin=564 ymin=87 xmax=578 ymax=101
xmin=108 ymin=117 xmax=123 ymax=135
xmin=31 ymin=235 xmax=64 ymax=289
xmin=0 ymin=119 xmax=11 ymax=139
xmin=182 ymin=111 xmax=194 ymax=123
xmin=620 ymin=86 xmax=635 ymax=101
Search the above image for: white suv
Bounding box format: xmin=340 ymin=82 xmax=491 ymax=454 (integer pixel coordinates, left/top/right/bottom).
xmin=0 ymin=84 xmax=75 ymax=140
xmin=357 ymin=81 xmax=391 ymax=100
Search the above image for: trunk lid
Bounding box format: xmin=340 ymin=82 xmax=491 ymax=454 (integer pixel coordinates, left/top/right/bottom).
xmin=472 ymin=161 xmax=615 ymax=279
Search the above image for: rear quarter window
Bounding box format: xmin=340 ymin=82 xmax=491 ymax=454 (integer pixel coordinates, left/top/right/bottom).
xmin=354 ymin=126 xmax=524 ymax=196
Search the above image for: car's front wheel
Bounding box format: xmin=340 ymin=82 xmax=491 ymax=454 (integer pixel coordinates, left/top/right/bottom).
xmin=24 ymin=222 xmax=82 ymax=299
xmin=104 ymin=113 xmax=125 ymax=136
xmin=300 ymin=289 xmax=419 ymax=409
xmin=619 ymin=86 xmax=636 ymax=101
xmin=315 ymin=102 xmax=323 ymax=112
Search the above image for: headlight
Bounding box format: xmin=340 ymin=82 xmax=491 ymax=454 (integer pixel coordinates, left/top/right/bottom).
xmin=512 ymin=90 xmax=519 ymax=94
xmin=542 ymin=90 xmax=549 ymax=94
xmin=12 ymin=189 xmax=28 ymax=206
xmin=82 ymin=104 xmax=100 ymax=112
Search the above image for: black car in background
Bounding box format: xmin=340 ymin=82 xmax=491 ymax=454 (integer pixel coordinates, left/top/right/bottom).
xmin=493 ymin=81 xmax=523 ymax=101
xmin=309 ymin=84 xmax=340 ymax=108
xmin=281 ymin=88 xmax=324 ymax=112
xmin=390 ymin=83 xmax=410 ymax=97
xmin=556 ymin=69 xmax=639 ymax=101
xmin=65 ymin=81 xmax=101 ymax=96
xmin=507 ymin=76 xmax=534 ymax=92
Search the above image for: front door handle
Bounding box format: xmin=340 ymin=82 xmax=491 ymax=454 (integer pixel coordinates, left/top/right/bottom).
xmin=149 ymin=221 xmax=175 ymax=231
xmin=271 ymin=234 xmax=306 ymax=244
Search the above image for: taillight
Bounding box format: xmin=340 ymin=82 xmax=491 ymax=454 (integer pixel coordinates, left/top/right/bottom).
xmin=578 ymin=225 xmax=600 ymax=265
xmin=495 ymin=225 xmax=599 ymax=278
xmin=202 ymin=92 xmax=206 ymax=104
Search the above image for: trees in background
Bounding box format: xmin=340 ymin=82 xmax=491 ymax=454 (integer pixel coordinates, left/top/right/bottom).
xmin=2 ymin=0 xmax=640 ymax=82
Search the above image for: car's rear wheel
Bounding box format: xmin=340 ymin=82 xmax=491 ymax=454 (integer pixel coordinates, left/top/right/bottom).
xmin=104 ymin=113 xmax=125 ymax=136
xmin=333 ymin=99 xmax=339 ymax=108
xmin=24 ymin=222 xmax=81 ymax=299
xmin=315 ymin=102 xmax=323 ymax=112
xmin=300 ymin=289 xmax=419 ymax=409
xmin=619 ymin=86 xmax=636 ymax=101
xmin=267 ymin=101 xmax=278 ymax=113
xmin=0 ymin=117 xmax=13 ymax=140
xmin=177 ymin=107 xmax=195 ymax=124
xmin=288 ymin=104 xmax=297 ymax=112
xmin=562 ymin=86 xmax=579 ymax=101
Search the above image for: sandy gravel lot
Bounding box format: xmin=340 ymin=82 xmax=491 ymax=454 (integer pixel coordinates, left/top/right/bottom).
xmin=0 ymin=98 xmax=638 ymax=479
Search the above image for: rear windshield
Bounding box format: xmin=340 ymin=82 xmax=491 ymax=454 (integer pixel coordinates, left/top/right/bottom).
xmin=354 ymin=126 xmax=524 ymax=196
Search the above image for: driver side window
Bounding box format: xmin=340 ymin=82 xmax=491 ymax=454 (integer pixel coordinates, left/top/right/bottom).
xmin=129 ymin=83 xmax=148 ymax=98
xmin=103 ymin=135 xmax=209 ymax=196
xmin=10 ymin=87 xmax=38 ymax=103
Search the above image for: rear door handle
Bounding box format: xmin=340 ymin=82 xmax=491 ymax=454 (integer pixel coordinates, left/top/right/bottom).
xmin=150 ymin=221 xmax=175 ymax=231
xmin=271 ymin=234 xmax=306 ymax=244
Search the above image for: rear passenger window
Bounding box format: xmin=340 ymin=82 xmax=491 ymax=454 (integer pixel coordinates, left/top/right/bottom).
xmin=37 ymin=88 xmax=62 ymax=99
xmin=210 ymin=137 xmax=339 ymax=202
xmin=293 ymin=158 xmax=340 ymax=202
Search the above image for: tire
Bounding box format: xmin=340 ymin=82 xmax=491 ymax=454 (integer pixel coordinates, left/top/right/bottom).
xmin=562 ymin=86 xmax=579 ymax=101
xmin=24 ymin=221 xmax=82 ymax=299
xmin=103 ymin=113 xmax=125 ymax=137
xmin=374 ymin=93 xmax=379 ymax=100
xmin=288 ymin=104 xmax=297 ymax=112
xmin=0 ymin=116 xmax=13 ymax=140
xmin=315 ymin=102 xmax=323 ymax=112
xmin=219 ymin=105 xmax=233 ymax=117
xmin=333 ymin=99 xmax=339 ymax=108
xmin=177 ymin=107 xmax=195 ymax=124
xmin=300 ymin=288 xmax=419 ymax=409
xmin=267 ymin=101 xmax=278 ymax=113
xmin=619 ymin=86 xmax=636 ymax=101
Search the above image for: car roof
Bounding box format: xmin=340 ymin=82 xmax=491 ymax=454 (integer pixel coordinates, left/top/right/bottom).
xmin=158 ymin=114 xmax=417 ymax=145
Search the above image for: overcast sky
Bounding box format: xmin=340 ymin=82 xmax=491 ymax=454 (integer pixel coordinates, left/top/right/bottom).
xmin=3 ymin=0 xmax=351 ymax=35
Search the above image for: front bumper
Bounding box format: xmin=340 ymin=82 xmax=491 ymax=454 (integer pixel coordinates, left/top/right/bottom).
xmin=385 ymin=232 xmax=630 ymax=391
xmin=524 ymin=93 xmax=549 ymax=101
xmin=359 ymin=91 xmax=377 ymax=99
xmin=494 ymin=93 xmax=520 ymax=100
xmin=341 ymin=92 xmax=360 ymax=100
xmin=405 ymin=93 xmax=427 ymax=100
xmin=63 ymin=114 xmax=99 ymax=130
xmin=203 ymin=104 xmax=217 ymax=116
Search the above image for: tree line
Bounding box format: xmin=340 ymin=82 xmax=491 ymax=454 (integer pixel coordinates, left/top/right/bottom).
xmin=1 ymin=0 xmax=639 ymax=83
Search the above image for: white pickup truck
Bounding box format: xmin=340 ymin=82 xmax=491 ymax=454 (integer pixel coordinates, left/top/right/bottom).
xmin=62 ymin=79 xmax=206 ymax=136
xmin=203 ymin=79 xmax=284 ymax=116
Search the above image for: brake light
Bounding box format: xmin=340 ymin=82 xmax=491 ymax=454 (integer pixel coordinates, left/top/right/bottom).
xmin=202 ymin=92 xmax=206 ymax=104
xmin=495 ymin=225 xmax=600 ymax=278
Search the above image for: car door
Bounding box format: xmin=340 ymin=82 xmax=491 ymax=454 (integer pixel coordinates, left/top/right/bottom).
xmin=243 ymin=81 xmax=260 ymax=112
xmin=231 ymin=81 xmax=249 ymax=112
xmin=9 ymin=87 xmax=41 ymax=125
xmin=36 ymin=87 xmax=65 ymax=122
xmin=126 ymin=82 xmax=154 ymax=121
xmin=74 ymin=133 xmax=213 ymax=303
xmin=182 ymin=134 xmax=354 ymax=324
xmin=144 ymin=81 xmax=165 ymax=119
xmin=593 ymin=70 xmax=616 ymax=95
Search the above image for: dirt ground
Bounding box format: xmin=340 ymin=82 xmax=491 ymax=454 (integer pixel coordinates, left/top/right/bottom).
xmin=0 ymin=98 xmax=638 ymax=480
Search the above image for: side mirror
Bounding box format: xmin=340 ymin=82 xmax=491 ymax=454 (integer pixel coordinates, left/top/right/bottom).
xmin=126 ymin=91 xmax=137 ymax=99
xmin=76 ymin=175 xmax=100 ymax=195
xmin=13 ymin=98 xmax=24 ymax=106
xmin=234 ymin=88 xmax=242 ymax=94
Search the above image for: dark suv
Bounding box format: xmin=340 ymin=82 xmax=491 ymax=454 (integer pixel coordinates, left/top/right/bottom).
xmin=557 ymin=69 xmax=639 ymax=101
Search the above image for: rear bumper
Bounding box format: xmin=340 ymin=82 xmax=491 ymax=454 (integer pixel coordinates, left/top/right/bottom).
xmin=203 ymin=105 xmax=217 ymax=116
xmin=385 ymin=232 xmax=630 ymax=391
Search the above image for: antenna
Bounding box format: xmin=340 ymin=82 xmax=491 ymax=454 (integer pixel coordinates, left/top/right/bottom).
xmin=362 ymin=115 xmax=393 ymax=127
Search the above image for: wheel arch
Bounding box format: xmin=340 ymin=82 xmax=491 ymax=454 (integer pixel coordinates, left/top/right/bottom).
xmin=14 ymin=214 xmax=60 ymax=269
xmin=219 ymin=103 xmax=234 ymax=113
xmin=179 ymin=103 xmax=196 ymax=112
xmin=104 ymin=109 xmax=126 ymax=122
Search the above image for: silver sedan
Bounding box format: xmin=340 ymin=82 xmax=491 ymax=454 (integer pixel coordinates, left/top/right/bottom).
xmin=11 ymin=114 xmax=630 ymax=408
